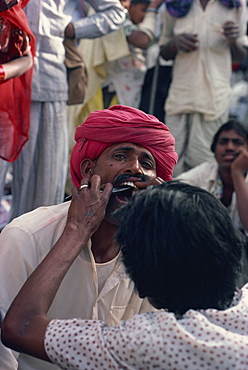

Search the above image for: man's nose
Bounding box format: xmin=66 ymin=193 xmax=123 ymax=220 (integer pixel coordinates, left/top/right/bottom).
xmin=226 ymin=140 xmax=235 ymax=150
xmin=124 ymin=158 xmax=143 ymax=174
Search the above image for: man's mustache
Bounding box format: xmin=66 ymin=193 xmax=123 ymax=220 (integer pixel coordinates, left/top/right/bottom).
xmin=223 ymin=150 xmax=239 ymax=155
xmin=113 ymin=174 xmax=150 ymax=188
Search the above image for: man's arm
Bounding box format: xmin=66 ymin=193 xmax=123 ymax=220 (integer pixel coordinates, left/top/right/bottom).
xmin=1 ymin=49 xmax=33 ymax=81
xmin=231 ymin=149 xmax=248 ymax=231
xmin=127 ymin=0 xmax=164 ymax=49
xmin=65 ymin=0 xmax=126 ymax=40
xmin=1 ymin=176 xmax=112 ymax=361
xmin=159 ymin=5 xmax=198 ymax=61
xmin=222 ymin=21 xmax=247 ymax=63
xmin=0 ymin=27 xmax=33 ymax=81
xmin=160 ymin=33 xmax=198 ymax=60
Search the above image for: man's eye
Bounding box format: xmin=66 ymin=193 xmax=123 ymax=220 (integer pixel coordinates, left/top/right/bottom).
xmin=218 ymin=139 xmax=228 ymax=145
xmin=141 ymin=161 xmax=154 ymax=168
xmin=233 ymin=140 xmax=245 ymax=146
xmin=114 ymin=154 xmax=126 ymax=160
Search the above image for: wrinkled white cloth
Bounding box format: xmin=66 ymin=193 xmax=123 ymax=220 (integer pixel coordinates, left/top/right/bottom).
xmin=0 ymin=202 xmax=154 ymax=369
xmin=24 ymin=0 xmax=125 ymax=102
xmin=159 ymin=0 xmax=247 ymax=121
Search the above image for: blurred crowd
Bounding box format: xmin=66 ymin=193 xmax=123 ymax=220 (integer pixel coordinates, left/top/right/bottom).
xmin=0 ymin=0 xmax=248 ymax=230
xmin=0 ymin=0 xmax=248 ymax=368
xmin=1 ymin=0 xmax=248 ymax=232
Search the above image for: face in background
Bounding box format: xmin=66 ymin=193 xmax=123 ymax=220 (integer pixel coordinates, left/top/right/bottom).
xmin=214 ymin=129 xmax=248 ymax=170
xmin=120 ymin=0 xmax=131 ymax=10
xmin=128 ymin=3 xmax=149 ymax=24
xmin=81 ymin=142 xmax=157 ymax=224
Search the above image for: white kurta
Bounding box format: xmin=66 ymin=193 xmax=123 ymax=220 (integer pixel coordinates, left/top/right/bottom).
xmin=0 ymin=202 xmax=154 ymax=369
xmin=159 ymin=0 xmax=247 ymax=121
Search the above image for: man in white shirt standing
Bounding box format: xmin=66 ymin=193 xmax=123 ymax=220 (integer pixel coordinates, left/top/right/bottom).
xmin=175 ymin=119 xmax=248 ymax=287
xmin=160 ymin=0 xmax=247 ymax=176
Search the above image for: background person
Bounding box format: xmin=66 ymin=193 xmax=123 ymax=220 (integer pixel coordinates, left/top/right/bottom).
xmin=175 ymin=120 xmax=248 ymax=287
xmin=0 ymin=105 xmax=177 ymax=370
xmin=1 ymin=181 xmax=248 ymax=369
xmin=159 ymin=0 xmax=247 ymax=177
xmin=102 ymin=0 xmax=164 ymax=109
xmin=0 ymin=0 xmax=35 ymax=228
xmin=6 ymin=0 xmax=126 ymax=223
xmin=65 ymin=0 xmax=163 ymax=194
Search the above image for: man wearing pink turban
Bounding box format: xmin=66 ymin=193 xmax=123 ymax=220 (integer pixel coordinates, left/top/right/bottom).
xmin=71 ymin=105 xmax=177 ymax=187
xmin=0 ymin=105 xmax=177 ymax=370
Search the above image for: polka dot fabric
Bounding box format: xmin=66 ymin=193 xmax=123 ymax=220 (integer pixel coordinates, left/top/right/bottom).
xmin=45 ymin=284 xmax=248 ymax=369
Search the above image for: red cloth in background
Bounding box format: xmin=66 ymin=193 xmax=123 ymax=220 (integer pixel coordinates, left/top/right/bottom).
xmin=0 ymin=0 xmax=35 ymax=162
xmin=70 ymin=105 xmax=178 ymax=187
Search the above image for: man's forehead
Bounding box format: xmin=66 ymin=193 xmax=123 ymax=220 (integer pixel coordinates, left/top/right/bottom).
xmin=218 ymin=129 xmax=245 ymax=139
xmin=107 ymin=142 xmax=154 ymax=157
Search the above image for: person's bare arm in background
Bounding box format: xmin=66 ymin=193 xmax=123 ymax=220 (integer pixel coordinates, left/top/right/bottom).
xmin=231 ymin=148 xmax=248 ymax=231
xmin=127 ymin=0 xmax=164 ymax=49
xmin=223 ymin=20 xmax=247 ymax=63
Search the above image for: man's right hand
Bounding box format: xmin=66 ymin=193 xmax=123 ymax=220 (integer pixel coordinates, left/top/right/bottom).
xmin=231 ymin=148 xmax=248 ymax=177
xmin=66 ymin=175 xmax=113 ymax=237
xmin=173 ymin=33 xmax=199 ymax=53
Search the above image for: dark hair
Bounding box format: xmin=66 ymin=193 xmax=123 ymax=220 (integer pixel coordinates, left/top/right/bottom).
xmin=130 ymin=0 xmax=151 ymax=5
xmin=211 ymin=119 xmax=248 ymax=153
xmin=115 ymin=181 xmax=243 ymax=316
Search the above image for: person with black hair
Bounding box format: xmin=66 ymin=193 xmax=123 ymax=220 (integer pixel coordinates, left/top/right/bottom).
xmin=176 ymin=119 xmax=248 ymax=287
xmin=176 ymin=120 xmax=248 ymax=235
xmin=159 ymin=0 xmax=247 ymax=177
xmin=1 ymin=181 xmax=248 ymax=369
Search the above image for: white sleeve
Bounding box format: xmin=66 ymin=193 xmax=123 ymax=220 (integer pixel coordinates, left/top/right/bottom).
xmin=0 ymin=225 xmax=39 ymax=368
xmin=159 ymin=8 xmax=175 ymax=47
xmin=73 ymin=0 xmax=126 ymax=39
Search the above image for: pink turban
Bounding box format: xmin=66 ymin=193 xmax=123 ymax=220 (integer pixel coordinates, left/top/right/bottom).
xmin=70 ymin=105 xmax=178 ymax=187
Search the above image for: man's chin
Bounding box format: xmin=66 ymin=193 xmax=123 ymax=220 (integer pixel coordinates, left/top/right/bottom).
xmin=104 ymin=191 xmax=135 ymax=225
xmin=104 ymin=197 xmax=124 ymax=226
xmin=104 ymin=213 xmax=121 ymax=226
xmin=104 ymin=206 xmax=123 ymax=226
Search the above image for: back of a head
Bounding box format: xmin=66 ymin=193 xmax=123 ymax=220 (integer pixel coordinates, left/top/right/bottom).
xmin=130 ymin=0 xmax=151 ymax=5
xmin=116 ymin=181 xmax=243 ymax=315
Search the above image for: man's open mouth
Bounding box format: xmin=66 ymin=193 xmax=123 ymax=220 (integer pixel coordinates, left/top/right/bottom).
xmin=113 ymin=182 xmax=138 ymax=204
xmin=114 ymin=181 xmax=138 ymax=192
xmin=222 ymin=152 xmax=238 ymax=161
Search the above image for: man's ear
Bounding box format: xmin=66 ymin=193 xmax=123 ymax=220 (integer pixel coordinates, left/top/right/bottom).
xmin=80 ymin=158 xmax=95 ymax=179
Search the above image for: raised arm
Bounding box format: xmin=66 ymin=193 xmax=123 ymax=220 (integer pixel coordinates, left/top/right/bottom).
xmin=64 ymin=0 xmax=126 ymax=39
xmin=231 ymin=148 xmax=248 ymax=231
xmin=1 ymin=176 xmax=112 ymax=361
xmin=127 ymin=0 xmax=164 ymax=49
xmin=222 ymin=20 xmax=247 ymax=63
xmin=1 ymin=49 xmax=33 ymax=81
xmin=0 ymin=26 xmax=33 ymax=82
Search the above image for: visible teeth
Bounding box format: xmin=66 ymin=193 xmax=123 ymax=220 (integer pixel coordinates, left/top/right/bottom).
xmin=119 ymin=181 xmax=138 ymax=190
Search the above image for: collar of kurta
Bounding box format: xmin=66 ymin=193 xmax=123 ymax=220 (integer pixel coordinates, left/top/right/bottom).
xmin=165 ymin=0 xmax=242 ymax=18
